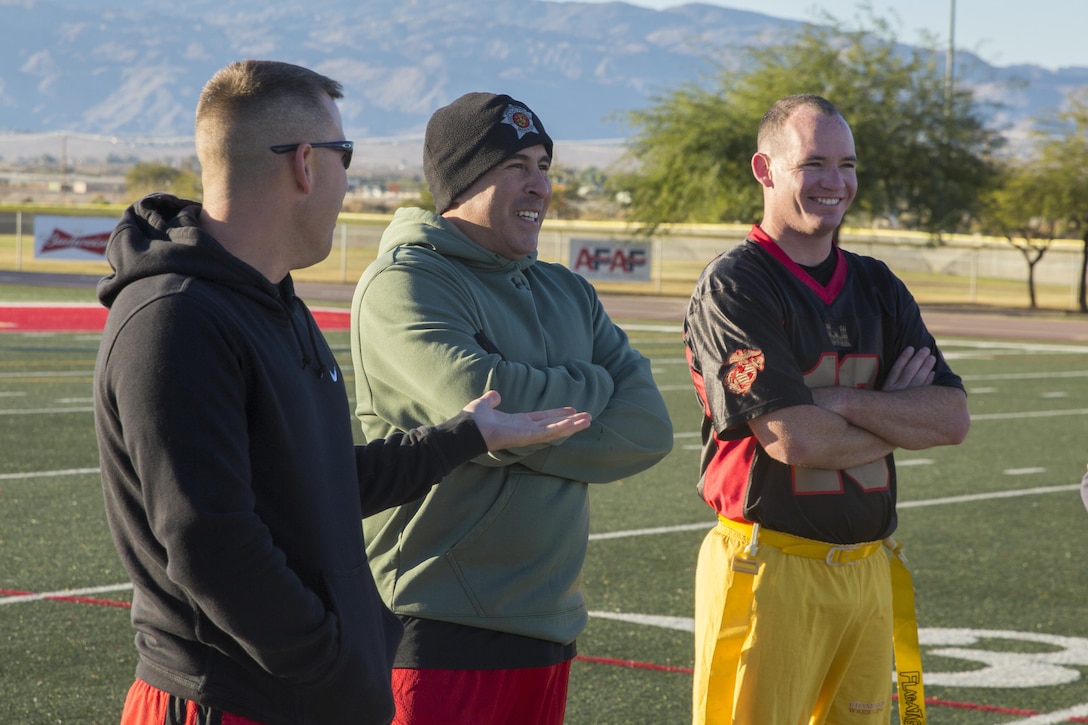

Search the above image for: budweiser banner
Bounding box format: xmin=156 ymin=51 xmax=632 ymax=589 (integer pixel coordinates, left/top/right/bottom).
xmin=569 ymin=238 xmax=652 ymax=282
xmin=34 ymin=215 xmax=115 ymax=260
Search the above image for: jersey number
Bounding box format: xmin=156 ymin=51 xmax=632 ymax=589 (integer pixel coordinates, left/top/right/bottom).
xmin=794 ymin=353 xmax=890 ymax=494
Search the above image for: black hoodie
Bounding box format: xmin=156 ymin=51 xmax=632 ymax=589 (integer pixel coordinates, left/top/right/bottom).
xmin=93 ymin=194 xmax=486 ymax=724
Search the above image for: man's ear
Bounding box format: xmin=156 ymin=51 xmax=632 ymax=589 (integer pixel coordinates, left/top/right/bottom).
xmin=752 ymin=152 xmax=773 ymax=188
xmin=291 ymin=144 xmax=314 ymax=194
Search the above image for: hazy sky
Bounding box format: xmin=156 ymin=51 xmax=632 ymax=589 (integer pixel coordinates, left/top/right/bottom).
xmin=556 ymin=0 xmax=1086 ymax=71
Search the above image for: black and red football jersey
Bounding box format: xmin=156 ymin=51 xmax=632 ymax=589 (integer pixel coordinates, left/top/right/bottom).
xmin=684 ymin=226 xmax=964 ymax=544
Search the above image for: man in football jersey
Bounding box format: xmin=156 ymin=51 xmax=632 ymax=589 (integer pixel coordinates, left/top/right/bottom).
xmin=684 ymin=93 xmax=970 ymax=725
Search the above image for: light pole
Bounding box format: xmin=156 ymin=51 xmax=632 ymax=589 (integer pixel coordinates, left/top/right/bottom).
xmin=944 ymin=0 xmax=956 ymax=116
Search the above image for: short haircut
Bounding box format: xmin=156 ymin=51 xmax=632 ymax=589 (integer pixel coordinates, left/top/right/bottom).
xmin=757 ymin=94 xmax=842 ymax=155
xmin=195 ymin=60 xmax=343 ymax=187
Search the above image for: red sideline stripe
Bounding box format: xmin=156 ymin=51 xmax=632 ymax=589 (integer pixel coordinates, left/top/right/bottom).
xmin=0 ymin=587 xmax=132 ymax=609
xmin=573 ymin=655 xmax=1088 ymax=722
xmin=0 ymin=305 xmax=351 ymax=333
xmin=309 ymin=308 xmax=351 ymax=331
xmin=923 ymin=697 xmax=1088 ymax=723
xmin=1 ymin=593 xmax=1082 ymax=724
xmin=0 ymin=304 xmax=108 ymax=332
xmin=47 ymin=595 xmax=132 ymax=609
xmin=575 ymin=654 xmax=692 ymax=674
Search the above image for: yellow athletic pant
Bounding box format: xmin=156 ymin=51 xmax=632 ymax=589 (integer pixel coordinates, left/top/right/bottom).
xmin=693 ymin=519 xmax=898 ymax=725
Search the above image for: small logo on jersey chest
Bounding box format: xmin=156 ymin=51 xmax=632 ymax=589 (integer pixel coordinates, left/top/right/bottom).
xmin=723 ymin=348 xmax=765 ymax=395
xmin=826 ymin=322 xmax=852 ymax=348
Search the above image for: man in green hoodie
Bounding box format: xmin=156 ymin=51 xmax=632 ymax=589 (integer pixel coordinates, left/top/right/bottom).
xmin=350 ymin=92 xmax=674 ymax=725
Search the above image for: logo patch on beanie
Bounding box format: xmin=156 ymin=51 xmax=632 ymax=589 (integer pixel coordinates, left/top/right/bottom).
xmin=501 ymin=104 xmax=539 ymax=139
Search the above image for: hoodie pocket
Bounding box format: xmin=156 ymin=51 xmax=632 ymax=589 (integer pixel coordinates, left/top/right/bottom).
xmin=443 ymin=472 xmax=589 ymax=618
xmin=300 ymin=564 xmax=401 ymax=725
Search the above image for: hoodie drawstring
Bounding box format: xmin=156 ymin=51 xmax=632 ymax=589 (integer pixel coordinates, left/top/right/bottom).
xmin=288 ymin=296 xmax=330 ymax=379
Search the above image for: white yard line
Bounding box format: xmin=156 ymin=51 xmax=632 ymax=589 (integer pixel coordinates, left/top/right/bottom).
xmin=589 ymin=483 xmax=1082 ymax=541
xmin=0 ymin=371 xmax=93 ymax=379
xmin=1001 ymin=704 xmax=1088 ymax=725
xmin=0 ymin=467 xmax=99 ymax=480
xmin=0 ymin=406 xmax=94 ymax=415
xmin=0 ymin=583 xmax=133 ymax=605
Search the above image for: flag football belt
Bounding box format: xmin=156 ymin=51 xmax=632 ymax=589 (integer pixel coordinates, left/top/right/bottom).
xmin=717 ymin=516 xmax=927 ymax=725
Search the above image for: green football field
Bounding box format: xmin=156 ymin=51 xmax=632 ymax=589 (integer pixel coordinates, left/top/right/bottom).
xmin=2 ymin=302 xmax=1087 ymax=724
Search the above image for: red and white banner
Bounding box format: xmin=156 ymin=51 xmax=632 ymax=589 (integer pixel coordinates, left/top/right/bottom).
xmin=34 ymin=215 xmax=115 ymax=260
xmin=569 ymin=239 xmax=652 ymax=282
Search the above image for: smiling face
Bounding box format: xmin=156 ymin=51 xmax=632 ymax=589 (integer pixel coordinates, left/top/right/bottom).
xmin=753 ymin=108 xmax=857 ymax=263
xmin=443 ymin=144 xmax=552 ymax=260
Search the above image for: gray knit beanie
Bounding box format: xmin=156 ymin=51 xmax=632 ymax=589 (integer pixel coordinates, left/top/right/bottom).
xmin=424 ymin=92 xmax=554 ymax=214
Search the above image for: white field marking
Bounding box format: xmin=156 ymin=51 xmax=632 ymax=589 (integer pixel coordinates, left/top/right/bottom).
xmin=682 ymin=445 xmax=701 ymax=451
xmin=660 ymin=366 xmax=1088 ymax=381
xmin=0 ymin=391 xmax=27 ymax=397
xmin=0 ymin=406 xmax=93 ymax=415
xmin=0 ymin=583 xmax=133 ymax=605
xmin=941 ymin=338 xmax=1088 ymax=354
xmin=589 ymin=610 xmax=694 ymax=632
xmin=669 ymin=403 xmax=1085 ymax=442
xmin=589 ymin=483 xmax=1082 ymax=541
xmin=613 ymin=337 xmax=1088 ymax=354
xmin=57 ymin=397 xmax=94 ymax=404
xmin=622 ymin=322 xmax=678 ymax=330
xmin=661 ymin=381 xmax=1085 ymax=395
xmin=971 ymin=407 xmax=1088 ymax=421
xmin=897 ymin=483 xmax=1079 ymax=509
xmin=1004 ymin=467 xmax=1047 ymax=476
xmin=590 ymin=522 xmax=713 ymax=541
xmin=582 ymin=617 xmax=1088 ymax=692
xmin=0 ymin=468 xmax=99 ymax=480
xmin=943 ymin=351 xmax=1009 ymax=360
xmin=962 ymin=370 xmax=1088 ymax=382
xmin=1003 ymin=704 xmax=1088 ymax=725
xmin=895 ymin=459 xmax=934 ymax=466
xmin=916 ymin=629 xmax=1088 ymax=688
xmin=0 ymin=370 xmax=92 ymax=379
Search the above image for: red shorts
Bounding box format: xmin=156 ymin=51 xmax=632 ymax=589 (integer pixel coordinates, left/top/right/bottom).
xmin=120 ymin=679 xmax=264 ymax=725
xmin=390 ymin=662 xmax=571 ymax=725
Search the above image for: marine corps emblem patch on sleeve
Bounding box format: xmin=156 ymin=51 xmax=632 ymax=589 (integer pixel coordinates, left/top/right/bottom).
xmin=724 ymin=348 xmax=765 ymax=395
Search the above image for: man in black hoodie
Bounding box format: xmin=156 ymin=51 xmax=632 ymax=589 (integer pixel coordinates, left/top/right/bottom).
xmin=93 ymin=59 xmax=591 ymax=725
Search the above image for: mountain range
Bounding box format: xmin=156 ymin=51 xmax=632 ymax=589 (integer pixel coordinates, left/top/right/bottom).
xmin=2 ymin=0 xmax=1086 ymax=163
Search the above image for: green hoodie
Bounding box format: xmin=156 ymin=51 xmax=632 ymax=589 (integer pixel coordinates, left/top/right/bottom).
xmin=351 ymin=207 xmax=673 ymax=644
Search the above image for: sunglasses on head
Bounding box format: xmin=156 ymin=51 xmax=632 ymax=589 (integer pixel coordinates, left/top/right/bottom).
xmin=270 ymin=140 xmax=354 ymax=169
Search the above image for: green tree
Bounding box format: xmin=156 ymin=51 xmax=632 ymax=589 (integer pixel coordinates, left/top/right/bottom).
xmin=978 ymin=162 xmax=1065 ymax=309
xmin=125 ymin=161 xmax=202 ymax=201
xmin=617 ymin=81 xmax=761 ymax=227
xmin=619 ymin=6 xmax=1003 ymax=235
xmin=1031 ymin=90 xmax=1088 ymax=312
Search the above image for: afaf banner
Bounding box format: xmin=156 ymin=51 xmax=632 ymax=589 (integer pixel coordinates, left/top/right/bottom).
xmin=34 ymin=215 xmax=114 ymax=260
xmin=569 ymin=239 xmax=652 ymax=282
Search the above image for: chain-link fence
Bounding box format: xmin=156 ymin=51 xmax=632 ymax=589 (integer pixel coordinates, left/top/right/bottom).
xmin=1 ymin=208 xmax=1084 ymax=310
